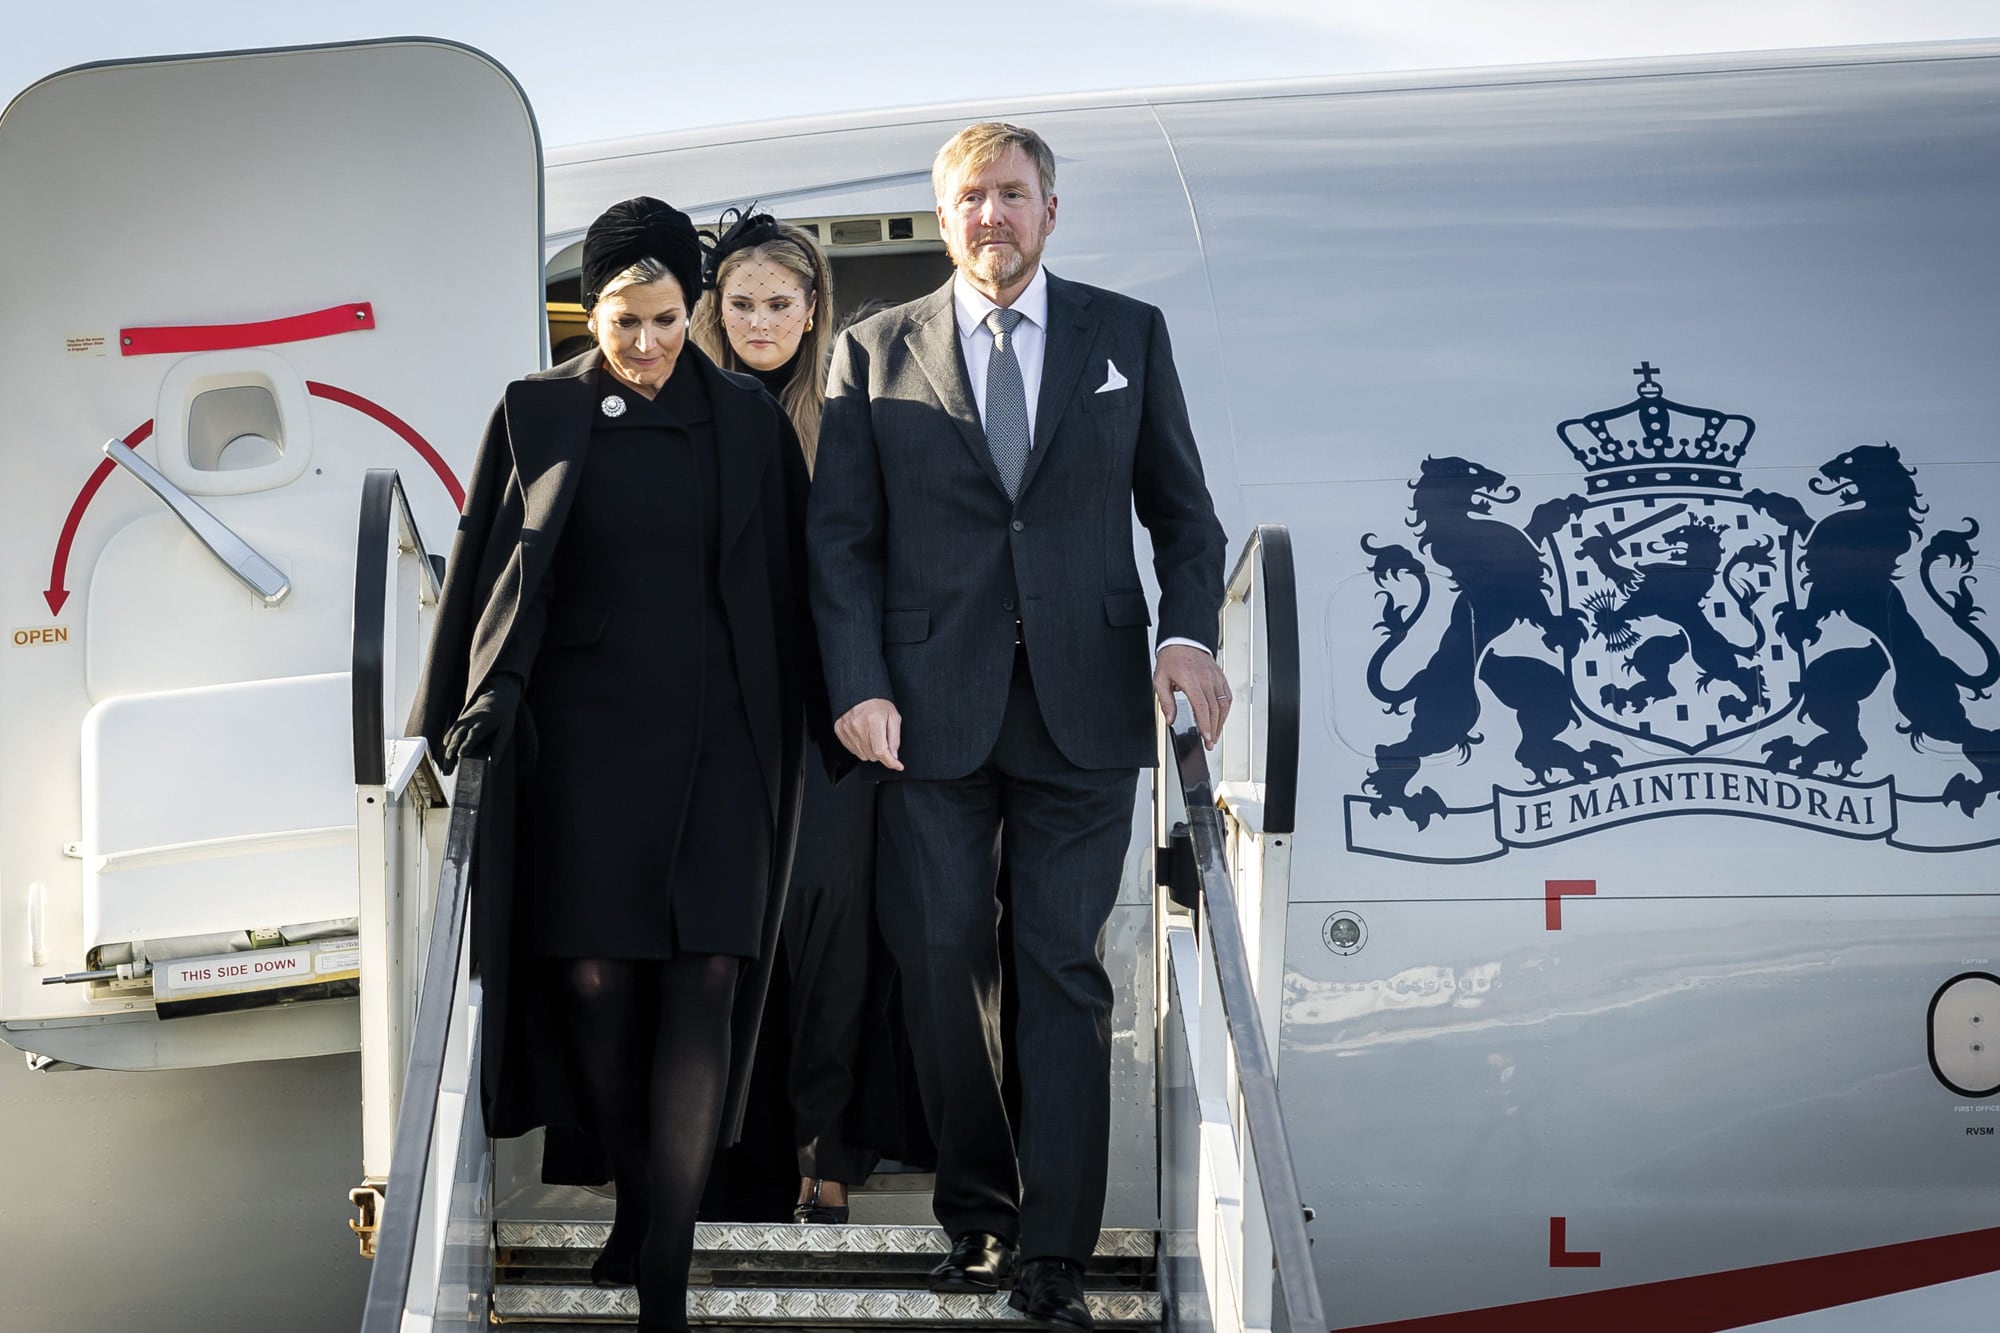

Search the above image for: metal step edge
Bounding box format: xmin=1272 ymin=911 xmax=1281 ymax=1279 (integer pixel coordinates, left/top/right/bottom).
xmin=495 ymin=1327 xmax=1155 ymax=1333
xmin=493 ymin=1284 xmax=1162 ymax=1325
xmin=499 ymin=1221 xmax=1157 ymax=1259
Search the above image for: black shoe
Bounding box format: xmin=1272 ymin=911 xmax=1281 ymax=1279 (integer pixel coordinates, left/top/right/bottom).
xmin=792 ymin=1178 xmax=851 ymax=1224
xmin=1009 ymin=1256 xmax=1093 ymax=1331
xmin=589 ymin=1247 xmax=637 ymax=1287
xmin=927 ymin=1230 xmax=1017 ymax=1292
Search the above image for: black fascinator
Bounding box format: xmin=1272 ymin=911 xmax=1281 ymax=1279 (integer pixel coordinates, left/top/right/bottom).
xmin=699 ymin=205 xmax=786 ymax=289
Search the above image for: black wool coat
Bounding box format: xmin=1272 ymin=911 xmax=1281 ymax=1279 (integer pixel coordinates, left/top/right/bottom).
xmin=409 ymin=345 xmax=821 ymax=1144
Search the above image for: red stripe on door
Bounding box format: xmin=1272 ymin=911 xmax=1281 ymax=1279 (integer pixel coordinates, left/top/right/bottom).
xmin=120 ymin=303 xmax=374 ymax=355
xmin=1345 ymin=1225 xmax=2000 ymax=1332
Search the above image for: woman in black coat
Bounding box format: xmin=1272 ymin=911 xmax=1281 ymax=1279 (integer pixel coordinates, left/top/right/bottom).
xmin=694 ymin=210 xmax=882 ymax=1223
xmin=410 ymin=197 xmax=817 ymax=1333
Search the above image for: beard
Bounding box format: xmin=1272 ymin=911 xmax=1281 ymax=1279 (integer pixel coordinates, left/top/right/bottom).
xmin=956 ymin=227 xmax=1043 ymax=290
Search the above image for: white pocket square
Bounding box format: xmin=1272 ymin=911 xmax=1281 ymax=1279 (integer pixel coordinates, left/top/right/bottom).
xmin=1095 ymin=360 xmax=1128 ymax=393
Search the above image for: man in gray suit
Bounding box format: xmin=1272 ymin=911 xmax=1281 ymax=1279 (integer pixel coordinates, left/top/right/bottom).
xmin=808 ymin=122 xmax=1230 ymax=1331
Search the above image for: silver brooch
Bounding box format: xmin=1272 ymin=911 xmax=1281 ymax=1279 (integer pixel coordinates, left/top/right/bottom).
xmin=600 ymin=394 xmax=626 ymax=419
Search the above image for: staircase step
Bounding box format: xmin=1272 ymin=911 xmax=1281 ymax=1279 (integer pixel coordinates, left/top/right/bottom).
xmin=492 ymin=1283 xmax=1163 ymax=1326
xmin=501 ymin=1221 xmax=1156 ymax=1286
xmin=500 ymin=1221 xmax=1155 ymax=1259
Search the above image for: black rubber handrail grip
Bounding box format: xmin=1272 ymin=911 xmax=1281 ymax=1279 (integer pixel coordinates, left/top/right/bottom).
xmin=1225 ymin=523 xmax=1300 ymax=834
xmin=351 ymin=468 xmax=442 ymax=786
xmin=358 ymin=756 xmax=484 ymax=1330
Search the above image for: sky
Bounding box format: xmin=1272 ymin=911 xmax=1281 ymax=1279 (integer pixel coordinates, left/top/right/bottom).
xmin=1 ymin=1 xmax=1994 ymax=148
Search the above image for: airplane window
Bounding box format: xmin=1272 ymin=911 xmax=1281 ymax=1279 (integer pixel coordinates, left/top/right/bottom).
xmin=1929 ymin=972 xmax=2000 ymax=1098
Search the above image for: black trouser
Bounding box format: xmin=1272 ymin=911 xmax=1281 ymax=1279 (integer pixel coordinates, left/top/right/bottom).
xmin=784 ymin=758 xmax=883 ymax=1184
xmin=876 ymin=655 xmax=1137 ymax=1263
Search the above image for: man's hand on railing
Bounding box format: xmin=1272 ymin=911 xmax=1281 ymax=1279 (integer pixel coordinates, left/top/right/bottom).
xmin=441 ymin=674 xmax=521 ymax=773
xmin=1154 ymin=643 xmax=1232 ymax=749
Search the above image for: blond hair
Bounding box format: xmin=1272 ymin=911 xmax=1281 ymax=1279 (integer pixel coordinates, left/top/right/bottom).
xmin=691 ymin=223 xmax=833 ymax=469
xmin=931 ymin=121 xmax=1057 ymax=204
xmin=596 ymin=256 xmax=680 ymax=305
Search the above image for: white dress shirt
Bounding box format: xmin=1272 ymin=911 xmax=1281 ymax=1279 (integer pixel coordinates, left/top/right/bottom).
xmin=954 ymin=264 xmax=1049 ymax=442
xmin=954 ymin=264 xmax=1210 ymax=661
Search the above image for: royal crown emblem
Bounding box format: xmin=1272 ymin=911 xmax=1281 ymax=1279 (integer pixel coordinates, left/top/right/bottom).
xmin=1557 ymin=361 xmax=1755 ymax=494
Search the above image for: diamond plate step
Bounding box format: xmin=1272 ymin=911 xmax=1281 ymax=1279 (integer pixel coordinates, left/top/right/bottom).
xmin=492 ymin=1283 xmax=1162 ymax=1326
xmin=501 ymin=1221 xmax=1154 ymax=1258
xmin=502 ymin=1222 xmax=1154 ymax=1285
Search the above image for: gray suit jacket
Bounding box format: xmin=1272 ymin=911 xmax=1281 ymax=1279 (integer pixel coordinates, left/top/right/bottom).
xmin=808 ymin=272 xmax=1226 ymax=779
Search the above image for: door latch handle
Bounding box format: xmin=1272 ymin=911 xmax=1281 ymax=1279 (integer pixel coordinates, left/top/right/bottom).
xmin=104 ymin=438 xmax=291 ymax=606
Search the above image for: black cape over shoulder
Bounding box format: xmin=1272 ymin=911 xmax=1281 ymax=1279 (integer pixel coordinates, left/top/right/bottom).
xmin=409 ymin=345 xmax=823 ymax=1145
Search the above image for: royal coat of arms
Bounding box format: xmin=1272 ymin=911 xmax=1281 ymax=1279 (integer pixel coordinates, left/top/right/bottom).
xmin=1345 ymin=364 xmax=2000 ymax=862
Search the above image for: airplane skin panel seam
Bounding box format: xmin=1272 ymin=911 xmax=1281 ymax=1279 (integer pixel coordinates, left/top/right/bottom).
xmin=544 ymin=43 xmax=2000 ymax=164
xmin=1143 ymin=99 xmax=1244 ymax=524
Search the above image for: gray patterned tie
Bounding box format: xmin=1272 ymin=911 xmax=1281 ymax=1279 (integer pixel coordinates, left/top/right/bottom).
xmin=983 ymin=306 xmax=1030 ymax=500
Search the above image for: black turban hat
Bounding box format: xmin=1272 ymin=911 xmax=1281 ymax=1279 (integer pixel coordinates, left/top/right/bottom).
xmin=580 ymin=196 xmax=703 ymax=311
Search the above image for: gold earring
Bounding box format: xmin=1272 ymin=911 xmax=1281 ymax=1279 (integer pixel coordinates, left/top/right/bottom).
xmin=806 ymin=315 xmax=815 ymax=332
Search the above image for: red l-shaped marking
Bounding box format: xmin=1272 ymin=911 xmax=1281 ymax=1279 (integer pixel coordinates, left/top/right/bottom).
xmin=1546 ymin=879 xmax=1596 ymax=930
xmin=1550 ymin=1216 xmax=1602 ymax=1268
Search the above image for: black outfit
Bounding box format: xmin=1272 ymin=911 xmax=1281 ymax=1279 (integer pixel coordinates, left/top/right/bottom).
xmin=524 ymin=366 xmax=771 ymax=959
xmin=782 ymin=750 xmax=882 ymax=1184
xmin=808 ymin=274 xmax=1226 ymax=1263
xmin=746 ymin=354 xmax=798 ymax=397
xmin=874 ymin=653 xmax=1137 ymax=1257
xmin=744 ymin=347 xmax=908 ymax=1189
xmin=411 ymin=344 xmax=825 ymax=1327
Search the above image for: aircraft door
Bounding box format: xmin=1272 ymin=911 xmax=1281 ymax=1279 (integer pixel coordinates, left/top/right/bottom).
xmin=0 ymin=41 xmax=542 ymax=1069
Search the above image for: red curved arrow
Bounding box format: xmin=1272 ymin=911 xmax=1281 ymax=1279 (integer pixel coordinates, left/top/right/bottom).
xmin=42 ymin=384 xmax=463 ymax=618
xmin=305 ymin=381 xmax=463 ymax=508
xmin=47 ymin=420 xmax=152 ymax=615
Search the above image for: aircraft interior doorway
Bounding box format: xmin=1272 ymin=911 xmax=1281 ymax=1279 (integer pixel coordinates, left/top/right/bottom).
xmin=544 ymin=210 xmax=952 ymax=359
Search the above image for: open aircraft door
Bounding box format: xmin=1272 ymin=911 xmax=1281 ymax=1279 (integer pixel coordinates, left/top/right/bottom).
xmin=0 ymin=41 xmax=542 ymax=1071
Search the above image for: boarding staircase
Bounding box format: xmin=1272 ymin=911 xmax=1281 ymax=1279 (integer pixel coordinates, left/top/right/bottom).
xmin=348 ymin=477 xmax=1320 ymax=1332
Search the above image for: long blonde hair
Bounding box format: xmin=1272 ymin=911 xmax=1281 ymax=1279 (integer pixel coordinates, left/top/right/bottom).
xmin=692 ymin=223 xmax=833 ymax=469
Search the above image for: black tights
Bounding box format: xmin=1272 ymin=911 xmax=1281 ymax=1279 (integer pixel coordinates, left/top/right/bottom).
xmin=555 ymin=953 xmax=740 ymax=1329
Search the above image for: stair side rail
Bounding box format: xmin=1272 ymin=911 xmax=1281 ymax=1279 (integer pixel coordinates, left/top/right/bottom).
xmin=349 ymin=468 xmax=451 ymax=1255
xmin=1157 ymin=522 xmax=1320 ymax=1333
xmin=358 ymin=757 xmax=486 ymax=1331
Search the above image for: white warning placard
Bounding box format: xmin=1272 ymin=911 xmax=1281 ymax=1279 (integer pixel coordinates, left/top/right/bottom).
xmin=154 ymin=939 xmax=358 ymax=998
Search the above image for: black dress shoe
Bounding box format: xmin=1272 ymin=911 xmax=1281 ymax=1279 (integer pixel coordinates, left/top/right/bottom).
xmin=588 ymin=1248 xmax=636 ymax=1287
xmin=927 ymin=1230 xmax=1017 ymax=1292
xmin=1010 ymin=1256 xmax=1093 ymax=1332
xmin=792 ymin=1178 xmax=851 ymax=1224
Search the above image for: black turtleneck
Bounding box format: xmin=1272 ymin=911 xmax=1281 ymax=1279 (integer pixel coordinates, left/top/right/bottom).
xmin=745 ymin=351 xmax=798 ymax=397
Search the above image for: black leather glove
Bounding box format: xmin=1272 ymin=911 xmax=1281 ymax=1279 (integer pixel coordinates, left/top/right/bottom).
xmin=441 ymin=674 xmax=523 ymax=773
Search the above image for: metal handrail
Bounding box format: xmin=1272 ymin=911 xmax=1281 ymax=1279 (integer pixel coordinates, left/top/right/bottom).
xmin=1172 ymin=719 xmax=1323 ymax=1331
xmin=358 ymin=756 xmax=484 ymax=1330
xmin=104 ymin=436 xmax=292 ymax=605
xmin=352 ymin=467 xmax=443 ymax=785
xmin=1170 ymin=519 xmax=1321 ymax=1331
